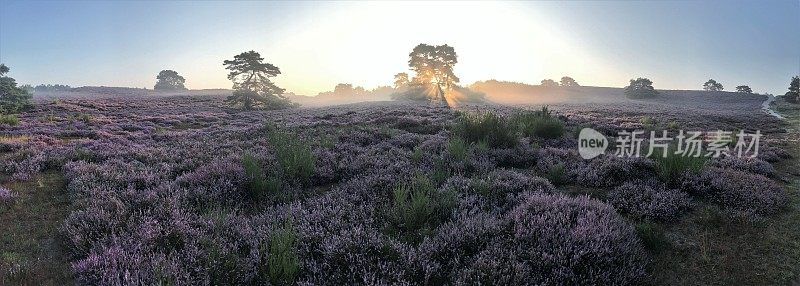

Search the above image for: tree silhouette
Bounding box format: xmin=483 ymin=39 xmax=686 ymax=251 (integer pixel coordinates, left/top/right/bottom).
xmin=408 ymin=43 xmax=459 ymax=104
xmin=735 ymin=85 xmax=752 ymax=93
xmin=559 ymin=76 xmax=579 ymax=87
xmin=154 ymin=70 xmax=187 ymax=90
xmin=703 ymin=79 xmax=723 ymax=91
xmin=223 ymin=51 xmax=295 ymax=110
xmin=786 ymin=76 xmax=799 ymax=103
xmin=0 ymin=64 xmax=32 ymax=114
xmin=393 ymin=73 xmax=409 ymax=89
xmin=540 ymin=79 xmax=558 ymax=87
xmin=624 ymin=77 xmax=658 ymax=99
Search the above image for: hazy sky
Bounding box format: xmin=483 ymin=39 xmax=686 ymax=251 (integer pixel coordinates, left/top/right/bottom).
xmin=1 ymin=0 xmax=798 ymax=95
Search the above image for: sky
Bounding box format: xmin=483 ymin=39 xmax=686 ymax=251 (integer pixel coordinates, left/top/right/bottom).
xmin=1 ymin=0 xmax=798 ymax=95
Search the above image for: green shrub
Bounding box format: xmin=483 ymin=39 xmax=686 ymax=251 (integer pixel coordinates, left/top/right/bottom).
xmin=635 ymin=221 xmax=669 ymax=253
xmin=649 ymin=146 xmax=706 ymax=185
xmin=446 ymin=137 xmax=469 ymax=162
xmin=512 ymin=107 xmax=565 ymax=139
xmin=268 ymin=129 xmax=315 ymax=184
xmin=452 ymin=111 xmax=518 ymax=148
xmin=411 ymin=147 xmax=424 ymax=164
xmin=667 ymin=121 xmax=680 ymax=130
xmin=390 ymin=175 xmax=455 ymax=241
xmin=545 ymin=163 xmax=567 ymax=186
xmin=263 ymin=221 xmax=299 ymax=285
xmin=0 ymin=114 xmax=19 ymax=126
xmin=243 ymin=154 xmax=281 ymax=201
xmin=640 ymin=116 xmax=656 ymax=131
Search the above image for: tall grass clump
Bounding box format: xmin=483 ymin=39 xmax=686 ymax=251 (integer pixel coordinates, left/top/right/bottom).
xmin=545 ymin=163 xmax=567 ymax=186
xmin=267 ymin=127 xmax=315 ymax=184
xmin=649 ymin=146 xmax=706 ymax=185
xmin=262 ymin=220 xmax=300 ymax=285
xmin=242 ymin=154 xmax=281 ymax=202
xmin=512 ymin=106 xmax=565 ymax=139
xmin=446 ymin=137 xmax=469 ymax=162
xmin=452 ymin=111 xmax=518 ymax=148
xmin=389 ymin=175 xmax=455 ymax=242
xmin=0 ymin=114 xmax=19 ymax=126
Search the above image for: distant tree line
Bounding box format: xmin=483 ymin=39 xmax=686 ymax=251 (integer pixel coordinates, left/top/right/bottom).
xmin=539 ymin=77 xmax=579 ymax=87
xmin=19 ymin=83 xmax=72 ymax=93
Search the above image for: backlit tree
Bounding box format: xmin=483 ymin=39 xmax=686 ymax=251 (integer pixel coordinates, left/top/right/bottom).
xmin=703 ymin=79 xmax=723 ymax=91
xmin=393 ymin=72 xmax=409 ymax=89
xmin=540 ymin=79 xmax=558 ymax=87
xmin=559 ymin=76 xmax=579 ymax=87
xmin=735 ymin=85 xmax=752 ymax=93
xmin=223 ymin=51 xmax=295 ymax=110
xmin=408 ymin=44 xmax=459 ymax=104
xmin=624 ymin=77 xmax=658 ymax=99
xmin=154 ymin=70 xmax=187 ymax=90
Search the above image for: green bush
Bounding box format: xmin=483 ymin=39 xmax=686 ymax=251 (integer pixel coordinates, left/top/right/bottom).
xmin=0 ymin=114 xmax=19 ymax=126
xmin=452 ymin=111 xmax=518 ymax=148
xmin=545 ymin=163 xmax=567 ymax=186
xmin=242 ymin=154 xmax=281 ymax=202
xmin=268 ymin=128 xmax=315 ymax=184
xmin=390 ymin=175 xmax=455 ymax=241
xmin=635 ymin=222 xmax=669 ymax=253
xmin=512 ymin=107 xmax=565 ymax=139
xmin=446 ymin=137 xmax=469 ymax=162
xmin=649 ymin=146 xmax=706 ymax=185
xmin=640 ymin=117 xmax=656 ymax=131
xmin=263 ymin=221 xmax=299 ymax=285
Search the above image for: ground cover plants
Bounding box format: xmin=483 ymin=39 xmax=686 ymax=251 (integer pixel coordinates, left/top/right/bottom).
xmin=0 ymin=90 xmax=797 ymax=284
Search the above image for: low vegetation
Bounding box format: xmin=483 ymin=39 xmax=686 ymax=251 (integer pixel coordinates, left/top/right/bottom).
xmin=0 ymin=93 xmax=795 ymax=284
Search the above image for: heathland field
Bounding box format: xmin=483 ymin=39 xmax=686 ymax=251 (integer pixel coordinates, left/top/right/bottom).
xmin=1 ymin=87 xmax=798 ymax=285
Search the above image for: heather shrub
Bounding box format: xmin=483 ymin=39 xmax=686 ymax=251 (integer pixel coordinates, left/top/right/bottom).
xmin=710 ymin=156 xmax=775 ymax=177
xmin=0 ymin=114 xmax=19 ymax=126
xmin=415 ymin=193 xmax=647 ymax=284
xmin=452 ymin=111 xmax=518 ymax=148
xmin=442 ymin=170 xmax=554 ymax=214
xmin=607 ymin=181 xmax=692 ymax=222
xmin=511 ymin=107 xmax=565 ymax=139
xmin=389 ymin=175 xmax=455 ymax=242
xmin=0 ymin=186 xmax=16 ymax=203
xmin=682 ymin=167 xmax=788 ymax=216
xmin=575 ymin=155 xmax=656 ymax=188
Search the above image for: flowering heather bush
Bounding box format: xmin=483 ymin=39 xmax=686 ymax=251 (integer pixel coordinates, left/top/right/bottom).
xmin=608 ymin=181 xmax=693 ymax=222
xmin=682 ymin=167 xmax=788 ymax=216
xmin=413 ymin=193 xmax=647 ymax=284
xmin=575 ymin=155 xmax=656 ymax=188
xmin=0 ymin=186 xmax=16 ymax=202
xmin=710 ymin=156 xmax=775 ymax=177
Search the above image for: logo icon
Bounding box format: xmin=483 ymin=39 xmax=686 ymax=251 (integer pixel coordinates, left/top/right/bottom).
xmin=578 ymin=128 xmax=608 ymax=159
